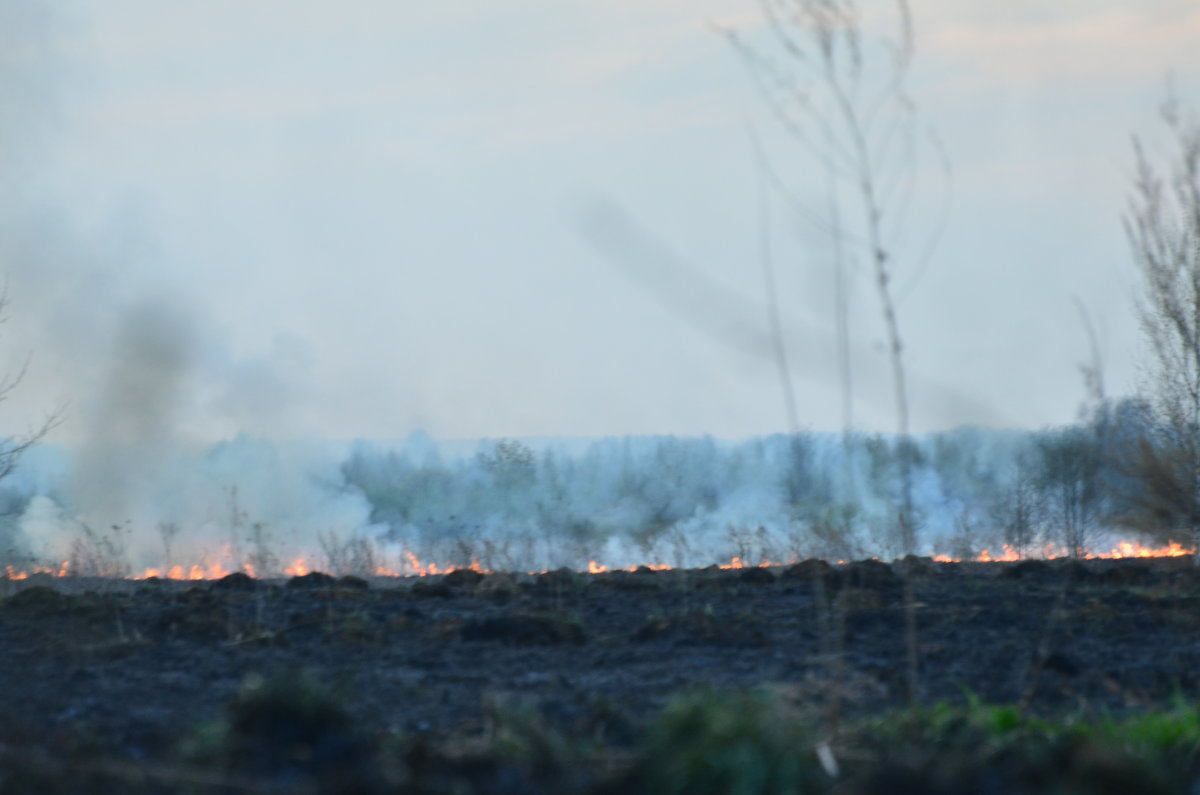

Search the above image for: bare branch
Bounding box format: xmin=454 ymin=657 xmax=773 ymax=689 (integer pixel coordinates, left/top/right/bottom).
xmin=0 ymin=274 xmax=63 ymax=484
xmin=1125 ymin=96 xmax=1200 ymax=554
xmin=721 ymin=0 xmax=950 ymax=558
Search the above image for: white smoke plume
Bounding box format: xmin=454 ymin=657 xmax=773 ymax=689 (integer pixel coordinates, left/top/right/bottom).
xmin=0 ymin=1 xmax=376 ymax=573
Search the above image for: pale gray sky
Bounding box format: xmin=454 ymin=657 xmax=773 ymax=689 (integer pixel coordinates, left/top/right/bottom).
xmin=2 ymin=0 xmax=1199 ymax=443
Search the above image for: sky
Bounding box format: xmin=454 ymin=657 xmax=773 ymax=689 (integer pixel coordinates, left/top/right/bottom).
xmin=2 ymin=0 xmax=1199 ymax=445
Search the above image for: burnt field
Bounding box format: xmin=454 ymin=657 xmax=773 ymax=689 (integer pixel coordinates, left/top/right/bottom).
xmin=4 ymin=557 xmax=1200 ymax=793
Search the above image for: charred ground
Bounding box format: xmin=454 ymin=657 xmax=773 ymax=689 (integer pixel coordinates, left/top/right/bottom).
xmin=3 ymin=557 xmax=1200 ymax=792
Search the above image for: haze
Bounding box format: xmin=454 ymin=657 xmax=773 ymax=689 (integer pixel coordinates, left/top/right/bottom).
xmin=2 ymin=0 xmax=1199 ymax=445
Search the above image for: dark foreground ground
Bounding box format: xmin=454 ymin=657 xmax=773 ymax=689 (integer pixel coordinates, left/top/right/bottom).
xmin=3 ymin=557 xmax=1200 ymax=793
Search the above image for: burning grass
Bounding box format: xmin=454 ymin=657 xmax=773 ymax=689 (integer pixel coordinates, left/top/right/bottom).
xmin=4 ymin=536 xmax=1194 ymax=586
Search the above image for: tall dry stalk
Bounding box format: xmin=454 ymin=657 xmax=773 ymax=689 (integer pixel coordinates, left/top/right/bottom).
xmin=0 ymin=282 xmax=63 ymax=484
xmin=720 ymin=0 xmax=951 ymax=712
xmin=719 ymin=0 xmax=949 ymax=553
xmin=1125 ymin=95 xmax=1200 ymax=559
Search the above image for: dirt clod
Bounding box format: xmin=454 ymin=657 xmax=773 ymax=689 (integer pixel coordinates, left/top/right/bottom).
xmin=738 ymin=567 xmax=776 ymax=585
xmin=286 ymin=571 xmax=338 ymax=589
xmin=4 ymin=585 xmax=67 ymax=610
xmin=442 ymin=568 xmax=485 ymax=589
xmin=476 ymin=573 xmax=520 ymax=602
xmin=210 ymin=571 xmax=258 ymax=592
xmin=1002 ymin=560 xmax=1053 ymax=580
xmin=461 ymin=611 xmax=585 ymax=645
xmin=838 ymin=559 xmax=901 ymax=590
xmin=782 ymin=558 xmax=834 ymax=582
xmin=1095 ymin=564 xmax=1155 ymax=586
xmin=410 ymin=580 xmax=454 ymax=598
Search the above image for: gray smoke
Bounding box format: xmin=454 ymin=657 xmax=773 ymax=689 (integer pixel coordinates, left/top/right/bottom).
xmin=69 ymin=294 xmax=199 ymax=524
xmin=0 ymin=1 xmax=375 ymax=572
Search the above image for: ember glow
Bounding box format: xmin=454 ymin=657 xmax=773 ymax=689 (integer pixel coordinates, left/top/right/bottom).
xmin=2 ymin=540 xmax=1195 ymax=582
xmin=5 ymin=562 xmax=70 ymax=580
xmin=9 ymin=430 xmax=1200 ymax=588
xmin=932 ymin=540 xmax=1194 ymax=564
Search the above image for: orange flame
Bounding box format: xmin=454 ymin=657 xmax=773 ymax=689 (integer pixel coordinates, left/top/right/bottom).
xmin=1098 ymin=540 xmax=1191 ymax=559
xmin=718 ymin=557 xmax=772 ymax=570
xmin=4 ymin=538 xmax=1197 ymax=583
xmin=930 ymin=540 xmax=1194 ymax=563
xmin=283 ymin=558 xmax=310 ymax=577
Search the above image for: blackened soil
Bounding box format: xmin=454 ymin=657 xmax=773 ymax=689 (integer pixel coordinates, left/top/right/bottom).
xmin=2 ymin=558 xmax=1200 ymax=777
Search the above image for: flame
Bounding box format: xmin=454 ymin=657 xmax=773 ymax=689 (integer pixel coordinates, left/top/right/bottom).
xmin=1099 ymin=540 xmax=1191 ymax=559
xmin=4 ymin=538 xmax=1196 ymax=582
xmin=977 ymin=546 xmax=1021 ymax=563
xmin=283 ymin=558 xmax=310 ymax=577
xmin=4 ymin=562 xmax=70 ymax=580
xmin=132 ymin=562 xmax=237 ymax=580
xmin=395 ymin=552 xmax=489 ymax=577
xmin=404 ymin=551 xmax=438 ymax=576
xmin=929 ymin=540 xmax=1194 ymax=563
xmin=718 ymin=557 xmax=772 ymax=570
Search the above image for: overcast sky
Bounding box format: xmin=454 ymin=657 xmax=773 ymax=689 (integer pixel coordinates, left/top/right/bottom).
xmin=2 ymin=0 xmax=1199 ymax=445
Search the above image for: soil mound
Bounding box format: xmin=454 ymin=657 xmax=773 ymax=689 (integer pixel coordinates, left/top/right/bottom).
xmin=287 ymin=571 xmax=338 ymax=589
xmin=461 ymin=612 xmax=585 ymax=645
xmin=442 ymin=568 xmax=485 ymax=589
xmin=210 ymin=571 xmax=258 ymax=592
xmin=782 ymin=558 xmax=834 ymax=582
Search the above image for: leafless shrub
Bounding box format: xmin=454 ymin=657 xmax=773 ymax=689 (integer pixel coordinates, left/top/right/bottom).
xmin=245 ymin=521 xmax=280 ymax=577
xmin=1125 ymin=93 xmax=1200 ymax=556
xmin=225 ymin=485 xmax=247 ymax=569
xmin=726 ymin=525 xmax=755 ymax=563
xmin=725 ymin=524 xmax=784 ymax=566
xmin=805 ymin=504 xmax=864 ymax=562
xmin=156 ymin=521 xmax=181 ymax=571
xmin=994 ymin=452 xmax=1045 ymax=558
xmin=0 ymin=282 xmax=65 ymax=486
xmin=67 ymin=522 xmax=130 ymax=577
xmin=658 ymin=526 xmax=692 ymax=569
xmin=318 ymin=530 xmax=379 ymax=577
xmin=477 ymin=538 xmax=515 ymax=573
xmin=634 ymin=527 xmax=670 ymax=567
xmin=948 ymin=509 xmax=980 ymax=561
xmin=1033 ymin=427 xmax=1104 ymax=559
xmin=449 ymin=538 xmax=478 ymax=570
xmin=719 ymin=0 xmax=949 ymax=554
xmin=1119 ymin=437 xmax=1199 ymax=543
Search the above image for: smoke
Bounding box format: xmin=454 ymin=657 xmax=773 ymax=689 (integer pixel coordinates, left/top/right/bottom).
xmin=0 ymin=1 xmax=373 ymax=571
xmin=0 ymin=3 xmax=1101 ymax=574
xmin=68 ymin=295 xmax=198 ymax=521
xmin=578 ymin=197 xmax=1011 ymax=431
xmin=0 ymin=248 xmax=359 ymax=570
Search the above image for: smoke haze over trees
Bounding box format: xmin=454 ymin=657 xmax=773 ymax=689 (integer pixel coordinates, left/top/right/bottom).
xmin=0 ymin=406 xmax=1183 ymax=574
xmin=0 ymin=2 xmax=1197 ymax=575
